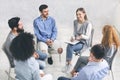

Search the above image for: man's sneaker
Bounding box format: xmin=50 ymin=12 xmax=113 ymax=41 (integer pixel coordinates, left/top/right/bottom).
xmin=47 ymin=57 xmax=53 ymax=65
xmin=62 ymin=64 xmax=72 ymax=73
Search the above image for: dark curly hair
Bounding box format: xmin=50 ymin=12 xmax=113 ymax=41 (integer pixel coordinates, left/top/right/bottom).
xmin=10 ymin=32 xmax=35 ymax=61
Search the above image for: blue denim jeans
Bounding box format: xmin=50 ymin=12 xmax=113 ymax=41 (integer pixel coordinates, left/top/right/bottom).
xmin=36 ymin=50 xmax=47 ymax=60
xmin=66 ymin=43 xmax=83 ymax=61
xmin=58 ymin=77 xmax=71 ymax=80
xmin=35 ymin=50 xmax=47 ymax=69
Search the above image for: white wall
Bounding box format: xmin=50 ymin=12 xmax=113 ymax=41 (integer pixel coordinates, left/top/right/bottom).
xmin=0 ymin=0 xmax=120 ymax=45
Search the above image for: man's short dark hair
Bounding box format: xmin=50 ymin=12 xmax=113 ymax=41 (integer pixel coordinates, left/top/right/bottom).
xmin=10 ymin=32 xmax=35 ymax=61
xmin=8 ymin=17 xmax=20 ymax=30
xmin=90 ymin=44 xmax=105 ymax=59
xmin=39 ymin=4 xmax=48 ymax=12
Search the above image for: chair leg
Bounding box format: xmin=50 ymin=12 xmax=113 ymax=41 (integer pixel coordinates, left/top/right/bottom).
xmin=110 ymin=70 xmax=114 ymax=80
xmin=5 ymin=68 xmax=16 ymax=80
xmin=59 ymin=54 xmax=61 ymax=62
xmin=5 ymin=67 xmax=11 ymax=80
xmin=8 ymin=67 xmax=11 ymax=80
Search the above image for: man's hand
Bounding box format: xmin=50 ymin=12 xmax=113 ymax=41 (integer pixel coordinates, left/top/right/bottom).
xmin=46 ymin=39 xmax=53 ymax=46
xmin=73 ymin=72 xmax=79 ymax=77
xmin=40 ymin=70 xmax=45 ymax=77
xmin=33 ymin=52 xmax=39 ymax=59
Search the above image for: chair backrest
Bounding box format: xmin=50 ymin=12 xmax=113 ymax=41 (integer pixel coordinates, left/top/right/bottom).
xmin=2 ymin=47 xmax=15 ymax=68
xmin=88 ymin=28 xmax=94 ymax=47
xmin=108 ymin=49 xmax=118 ymax=70
xmin=75 ymin=28 xmax=94 ymax=55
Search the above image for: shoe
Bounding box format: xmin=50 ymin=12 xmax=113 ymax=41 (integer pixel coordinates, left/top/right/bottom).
xmin=47 ymin=57 xmax=53 ymax=65
xmin=62 ymin=64 xmax=72 ymax=73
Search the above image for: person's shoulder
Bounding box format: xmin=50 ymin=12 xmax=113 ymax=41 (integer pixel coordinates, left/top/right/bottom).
xmin=28 ymin=57 xmax=39 ymax=71
xmin=85 ymin=21 xmax=92 ymax=28
xmin=85 ymin=20 xmax=92 ymax=25
xmin=73 ymin=19 xmax=77 ymax=24
xmin=34 ymin=17 xmax=40 ymax=22
xmin=79 ymin=65 xmax=94 ymax=79
xmin=28 ymin=57 xmax=38 ymax=65
xmin=48 ymin=16 xmax=55 ymax=21
xmin=101 ymin=59 xmax=109 ymax=67
xmin=74 ymin=19 xmax=77 ymax=22
xmin=5 ymin=32 xmax=15 ymax=42
xmin=81 ymin=64 xmax=94 ymax=73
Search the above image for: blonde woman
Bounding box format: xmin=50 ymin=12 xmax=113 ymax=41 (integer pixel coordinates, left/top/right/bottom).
xmin=71 ymin=25 xmax=120 ymax=76
xmin=102 ymin=25 xmax=120 ymax=62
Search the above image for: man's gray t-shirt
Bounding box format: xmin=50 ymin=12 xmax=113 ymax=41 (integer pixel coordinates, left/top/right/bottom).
xmin=2 ymin=31 xmax=17 ymax=67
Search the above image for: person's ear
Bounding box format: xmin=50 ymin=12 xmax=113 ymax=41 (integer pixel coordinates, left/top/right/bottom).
xmin=13 ymin=27 xmax=17 ymax=31
xmin=40 ymin=11 xmax=42 ymax=14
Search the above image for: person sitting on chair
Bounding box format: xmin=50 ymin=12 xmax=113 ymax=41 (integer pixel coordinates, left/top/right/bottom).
xmin=58 ymin=44 xmax=109 ymax=80
xmin=2 ymin=17 xmax=47 ymax=69
xmin=2 ymin=17 xmax=24 ymax=67
xmin=33 ymin=4 xmax=63 ymax=65
xmin=62 ymin=7 xmax=92 ymax=73
xmin=71 ymin=25 xmax=120 ymax=76
xmin=10 ymin=32 xmax=53 ymax=80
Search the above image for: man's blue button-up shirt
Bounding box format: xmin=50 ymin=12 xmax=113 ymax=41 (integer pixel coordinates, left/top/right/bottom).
xmin=33 ymin=16 xmax=57 ymax=42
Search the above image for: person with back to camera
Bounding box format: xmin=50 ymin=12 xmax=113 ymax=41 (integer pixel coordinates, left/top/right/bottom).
xmin=71 ymin=25 xmax=120 ymax=77
xmin=58 ymin=44 xmax=109 ymax=80
xmin=10 ymin=32 xmax=53 ymax=80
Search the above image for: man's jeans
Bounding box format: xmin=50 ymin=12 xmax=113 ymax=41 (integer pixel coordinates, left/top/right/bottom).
xmin=35 ymin=50 xmax=47 ymax=69
xmin=36 ymin=50 xmax=47 ymax=60
xmin=58 ymin=77 xmax=71 ymax=80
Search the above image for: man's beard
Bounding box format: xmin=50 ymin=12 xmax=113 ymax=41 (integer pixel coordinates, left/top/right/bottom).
xmin=17 ymin=28 xmax=24 ymax=33
xmin=43 ymin=14 xmax=48 ymax=18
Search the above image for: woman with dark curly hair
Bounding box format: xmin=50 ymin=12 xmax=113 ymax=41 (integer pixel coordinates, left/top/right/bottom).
xmin=10 ymin=32 xmax=52 ymax=80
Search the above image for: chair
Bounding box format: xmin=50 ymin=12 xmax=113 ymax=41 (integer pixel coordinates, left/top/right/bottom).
xmin=75 ymin=28 xmax=94 ymax=56
xmin=35 ymin=35 xmax=63 ymax=62
xmin=107 ymin=49 xmax=118 ymax=80
xmin=2 ymin=47 xmax=15 ymax=80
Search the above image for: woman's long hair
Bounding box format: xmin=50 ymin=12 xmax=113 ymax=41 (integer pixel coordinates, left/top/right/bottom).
xmin=76 ymin=8 xmax=88 ymax=20
xmin=101 ymin=25 xmax=120 ymax=48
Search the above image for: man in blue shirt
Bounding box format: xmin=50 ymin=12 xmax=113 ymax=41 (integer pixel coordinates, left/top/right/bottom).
xmin=58 ymin=44 xmax=109 ymax=80
xmin=33 ymin=4 xmax=63 ymax=65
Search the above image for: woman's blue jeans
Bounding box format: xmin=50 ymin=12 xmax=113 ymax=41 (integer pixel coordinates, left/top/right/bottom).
xmin=66 ymin=43 xmax=83 ymax=61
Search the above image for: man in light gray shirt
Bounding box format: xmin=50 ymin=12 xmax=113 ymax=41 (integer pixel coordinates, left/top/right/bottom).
xmin=2 ymin=17 xmax=47 ymax=69
xmin=2 ymin=17 xmax=24 ymax=67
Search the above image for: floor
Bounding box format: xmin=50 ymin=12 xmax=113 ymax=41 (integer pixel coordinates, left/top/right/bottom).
xmin=0 ymin=0 xmax=120 ymax=80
